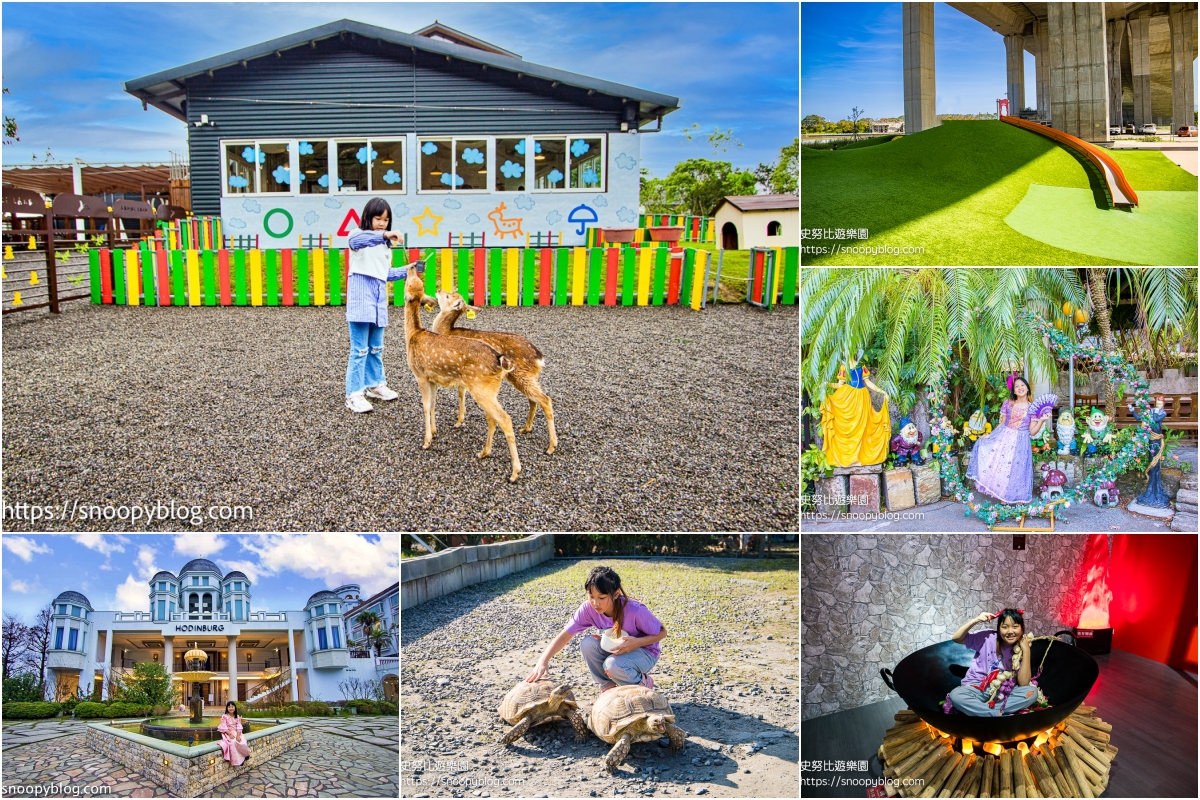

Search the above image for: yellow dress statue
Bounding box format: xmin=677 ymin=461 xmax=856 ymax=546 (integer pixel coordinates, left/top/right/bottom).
xmin=820 ymin=363 xmax=891 ymax=468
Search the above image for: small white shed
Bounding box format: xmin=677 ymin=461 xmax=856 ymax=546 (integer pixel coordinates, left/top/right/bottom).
xmin=713 ymin=194 xmax=798 ymax=250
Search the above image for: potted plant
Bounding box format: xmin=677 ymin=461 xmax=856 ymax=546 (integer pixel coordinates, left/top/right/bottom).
xmin=802 ymin=444 xmax=832 ymax=509
xmin=599 ymin=228 xmax=637 ymax=244
xmin=646 ymin=226 xmax=685 ymax=243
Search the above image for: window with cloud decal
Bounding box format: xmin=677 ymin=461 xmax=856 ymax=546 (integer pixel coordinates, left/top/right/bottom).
xmin=299 ymin=140 xmax=329 ymax=195
xmin=495 ymin=139 xmax=528 ymax=192
xmin=533 ymin=138 xmax=566 ymax=190
xmin=455 ymin=140 xmax=487 ymax=190
xmin=258 ymin=142 xmax=290 ymax=193
xmin=569 ymin=138 xmax=604 ymax=189
xmin=336 ymin=140 xmax=368 ymax=193
xmin=225 ymin=142 xmax=255 ymax=194
xmin=419 ymin=138 xmax=453 ymax=191
xmin=370 ymin=140 xmax=404 ymax=192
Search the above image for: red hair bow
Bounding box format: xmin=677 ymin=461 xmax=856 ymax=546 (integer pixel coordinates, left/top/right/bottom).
xmin=988 ymin=609 xmax=1024 ymax=619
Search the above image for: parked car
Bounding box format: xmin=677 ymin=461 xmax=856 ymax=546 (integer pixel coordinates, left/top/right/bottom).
xmin=1140 ymin=123 xmax=1158 ymax=134
xmin=1109 ymin=126 xmax=1121 ymax=135
xmin=1123 ymin=122 xmax=1135 ymax=134
xmin=1178 ymin=126 xmax=1198 ymax=137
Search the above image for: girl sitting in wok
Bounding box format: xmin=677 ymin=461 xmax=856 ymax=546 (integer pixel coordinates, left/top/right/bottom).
xmin=947 ymin=608 xmax=1044 ymax=716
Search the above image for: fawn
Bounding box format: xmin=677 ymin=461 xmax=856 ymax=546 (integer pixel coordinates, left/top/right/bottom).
xmin=431 ymin=289 xmax=558 ymax=455
xmin=402 ymin=266 xmax=522 ymax=482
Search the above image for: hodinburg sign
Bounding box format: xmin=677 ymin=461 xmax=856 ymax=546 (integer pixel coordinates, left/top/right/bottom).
xmin=173 ymin=624 xmax=229 ymax=633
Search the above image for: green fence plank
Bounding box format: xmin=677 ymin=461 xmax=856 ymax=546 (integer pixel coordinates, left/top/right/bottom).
xmin=233 ymin=249 xmax=248 ymax=306
xmin=780 ymin=246 xmax=798 ymax=305
xmin=171 ymin=250 xmax=186 ymax=306
xmin=392 ymin=247 xmax=406 ymax=306
xmin=88 ymin=249 xmax=102 ymax=304
xmin=621 ymin=247 xmax=636 ymax=306
xmin=522 ymin=248 xmax=537 ymax=307
xmin=680 ymin=247 xmax=695 ymax=306
xmin=202 ymin=250 xmax=217 ymax=306
xmin=328 ymin=248 xmax=342 ymax=306
xmin=296 ymin=249 xmax=310 ymax=306
xmin=457 ymin=248 xmax=471 ymax=300
xmin=265 ymin=249 xmax=279 ymax=306
xmin=652 ymin=247 xmax=667 ymax=306
xmin=112 ymin=249 xmax=127 ymax=305
xmin=587 ymin=247 xmax=602 ymax=306
xmin=554 ymin=248 xmax=569 ymax=306
xmin=140 ymin=250 xmax=156 ymax=306
xmin=488 ymin=248 xmax=503 ymax=306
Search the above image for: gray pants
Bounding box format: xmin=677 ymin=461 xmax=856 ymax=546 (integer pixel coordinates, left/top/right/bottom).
xmin=949 ymin=683 xmax=1038 ymax=716
xmin=580 ymin=634 xmax=657 ymax=687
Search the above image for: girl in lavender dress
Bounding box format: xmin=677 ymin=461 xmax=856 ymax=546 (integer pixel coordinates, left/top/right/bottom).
xmin=966 ymin=377 xmax=1051 ymax=503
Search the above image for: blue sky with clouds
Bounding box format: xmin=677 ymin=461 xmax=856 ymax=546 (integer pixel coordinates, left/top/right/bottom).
xmin=802 ymin=1 xmax=1199 ymax=121
xmin=0 ymin=534 xmax=399 ymax=623
xmin=2 ymin=2 xmax=799 ymax=177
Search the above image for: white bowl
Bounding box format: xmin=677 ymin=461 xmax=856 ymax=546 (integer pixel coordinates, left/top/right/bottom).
xmin=599 ymin=627 xmax=623 ymax=653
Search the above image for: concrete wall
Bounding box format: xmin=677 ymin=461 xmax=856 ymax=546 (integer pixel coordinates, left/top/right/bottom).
xmin=400 ymin=534 xmax=555 ymax=610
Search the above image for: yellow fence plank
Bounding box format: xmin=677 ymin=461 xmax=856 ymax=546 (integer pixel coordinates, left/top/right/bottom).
xmin=249 ymin=249 xmax=263 ymax=306
xmin=637 ymin=246 xmax=653 ymax=306
xmin=506 ymin=248 xmax=519 ymax=306
xmin=572 ymin=247 xmax=586 ymax=306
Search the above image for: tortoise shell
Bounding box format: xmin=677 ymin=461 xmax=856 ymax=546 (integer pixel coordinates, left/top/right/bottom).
xmin=589 ymin=685 xmax=675 ymax=742
xmin=498 ymin=680 xmax=579 ymax=724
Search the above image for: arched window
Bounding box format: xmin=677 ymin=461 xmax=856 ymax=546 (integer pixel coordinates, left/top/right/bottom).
xmin=767 ymin=220 xmax=782 ymax=236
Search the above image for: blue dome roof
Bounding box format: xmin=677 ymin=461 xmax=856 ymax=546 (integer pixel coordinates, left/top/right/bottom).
xmin=150 ymin=571 xmax=176 ymax=583
xmin=306 ymin=590 xmax=342 ymax=607
xmin=53 ymin=591 xmax=92 ymax=608
xmin=179 ymin=558 xmax=222 ymax=574
xmin=223 ymin=571 xmax=249 ymax=582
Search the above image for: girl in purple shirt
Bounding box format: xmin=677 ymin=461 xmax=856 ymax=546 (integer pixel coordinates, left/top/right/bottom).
xmin=525 ymin=566 xmax=668 ymax=692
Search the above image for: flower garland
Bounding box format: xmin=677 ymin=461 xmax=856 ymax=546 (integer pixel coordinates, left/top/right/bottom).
xmin=928 ymin=311 xmax=1155 ymax=528
xmin=942 ymin=634 xmax=1058 ymax=715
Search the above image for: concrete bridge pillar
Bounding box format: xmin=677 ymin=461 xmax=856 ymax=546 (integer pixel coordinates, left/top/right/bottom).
xmin=1031 ymin=19 xmax=1051 ymax=121
xmin=1169 ymin=3 xmax=1196 ymax=135
xmin=1128 ymin=15 xmax=1153 ymax=129
xmin=1107 ymin=18 xmax=1126 ymax=126
xmin=1004 ymin=34 xmax=1026 ymax=111
xmin=1048 ymin=2 xmax=1110 ymax=142
xmin=903 ymin=2 xmax=939 ymax=133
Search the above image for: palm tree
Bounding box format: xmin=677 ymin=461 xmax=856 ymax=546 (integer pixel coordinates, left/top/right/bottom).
xmin=802 ymin=269 xmax=1089 ymax=409
xmin=354 ymin=611 xmax=383 ymax=664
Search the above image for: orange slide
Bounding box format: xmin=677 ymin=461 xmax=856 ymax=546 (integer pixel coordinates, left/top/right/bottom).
xmin=1001 ymin=116 xmax=1139 ymax=208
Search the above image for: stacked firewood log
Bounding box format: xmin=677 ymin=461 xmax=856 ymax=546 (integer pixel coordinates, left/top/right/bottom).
xmin=875 ymin=705 xmax=1116 ymax=798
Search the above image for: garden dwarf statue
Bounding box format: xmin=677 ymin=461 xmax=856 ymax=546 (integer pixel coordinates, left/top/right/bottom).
xmin=931 ymin=415 xmax=956 ymax=455
xmin=1134 ymin=395 xmax=1171 ymax=508
xmin=961 ymin=407 xmax=991 ymax=445
xmin=891 ymin=416 xmax=924 ymax=466
xmin=1081 ymin=407 xmax=1115 ymax=455
xmin=1093 ymin=479 xmax=1120 ymax=508
xmin=1030 ymin=419 xmax=1052 ymax=454
xmin=1055 ymin=409 xmax=1077 ymax=455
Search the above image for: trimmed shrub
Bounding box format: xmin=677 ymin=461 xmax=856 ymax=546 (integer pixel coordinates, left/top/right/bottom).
xmin=379 ymin=701 xmax=398 ymax=715
xmin=73 ymin=702 xmax=110 ymax=719
xmin=61 ymin=698 xmax=80 ymax=713
xmin=283 ymin=705 xmax=305 ymax=716
xmin=346 ymin=699 xmax=380 ymax=714
xmin=299 ymin=701 xmax=333 ymax=716
xmin=76 ymin=702 xmax=150 ymax=718
xmin=3 ymin=702 xmax=62 ymax=719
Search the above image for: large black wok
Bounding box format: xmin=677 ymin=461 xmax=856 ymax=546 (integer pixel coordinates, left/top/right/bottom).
xmin=880 ymin=630 xmax=1098 ymax=743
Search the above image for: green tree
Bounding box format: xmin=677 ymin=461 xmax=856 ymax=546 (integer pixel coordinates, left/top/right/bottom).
xmin=639 ymin=168 xmax=676 ymax=214
xmin=3 ymin=87 xmax=18 ymax=146
xmin=111 ymin=661 xmax=178 ymax=709
xmin=802 ymin=114 xmax=826 ymax=132
xmin=661 ymin=159 xmax=757 ymax=216
xmin=756 ymin=138 xmax=799 ymax=195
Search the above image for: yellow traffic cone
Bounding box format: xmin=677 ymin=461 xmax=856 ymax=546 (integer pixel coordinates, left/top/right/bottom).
xmin=12 ymin=291 xmax=23 ymax=306
xmin=30 ymin=271 xmax=40 ymax=286
xmin=27 ymin=235 xmax=36 ymax=250
xmin=4 ymin=245 xmax=13 ymax=260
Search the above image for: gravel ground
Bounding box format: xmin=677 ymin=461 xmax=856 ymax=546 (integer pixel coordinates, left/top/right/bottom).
xmin=2 ymin=301 xmax=798 ymax=531
xmin=401 ymin=558 xmax=800 ymax=799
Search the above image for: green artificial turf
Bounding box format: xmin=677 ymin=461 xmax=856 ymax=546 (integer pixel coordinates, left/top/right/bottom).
xmin=1005 ymin=185 xmax=1198 ymax=265
xmin=801 ymin=120 xmax=1198 ymax=265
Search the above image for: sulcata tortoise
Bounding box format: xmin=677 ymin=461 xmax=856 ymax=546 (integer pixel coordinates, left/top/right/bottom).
xmin=497 ymin=680 xmax=588 ymax=745
xmin=589 ymin=685 xmax=687 ymax=771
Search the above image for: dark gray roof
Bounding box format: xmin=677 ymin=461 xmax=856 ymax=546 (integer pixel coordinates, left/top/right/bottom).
xmin=123 ymin=19 xmax=679 ymax=123
xmin=150 ymin=571 xmax=177 ymax=582
xmin=54 ymin=591 xmax=92 ymax=608
xmin=179 ymin=558 xmax=223 ymax=574
xmin=716 ymin=194 xmax=800 ymax=213
xmin=223 ymin=571 xmax=249 ymax=582
xmin=307 ymin=590 xmax=343 ymax=607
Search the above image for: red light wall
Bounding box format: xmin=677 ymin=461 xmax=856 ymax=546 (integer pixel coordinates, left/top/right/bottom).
xmin=1108 ymin=534 xmax=1197 ymax=670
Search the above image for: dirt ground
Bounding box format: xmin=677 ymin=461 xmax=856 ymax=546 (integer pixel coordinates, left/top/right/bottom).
xmin=401 ymin=558 xmax=799 ymax=798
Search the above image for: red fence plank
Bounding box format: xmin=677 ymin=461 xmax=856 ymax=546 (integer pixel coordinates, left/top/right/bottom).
xmin=474 ymin=247 xmax=487 ymax=306
xmin=281 ymin=249 xmax=294 ymax=306
xmin=217 ymin=249 xmax=232 ymax=305
xmin=100 ymin=248 xmax=113 ymax=304
xmin=539 ymin=248 xmax=553 ymax=306
xmin=605 ymin=247 xmax=619 ymax=306
xmin=156 ymin=246 xmax=170 ymax=307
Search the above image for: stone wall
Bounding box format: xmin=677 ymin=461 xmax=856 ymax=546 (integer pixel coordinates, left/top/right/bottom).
xmin=401 ymin=534 xmax=555 ymax=610
xmin=85 ymin=719 xmax=304 ymax=796
xmin=801 ymin=535 xmax=1099 ymax=721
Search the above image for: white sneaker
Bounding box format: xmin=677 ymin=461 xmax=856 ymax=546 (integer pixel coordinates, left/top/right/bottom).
xmin=365 ymin=383 xmax=399 ymax=401
xmin=345 ymin=393 xmax=374 ymax=413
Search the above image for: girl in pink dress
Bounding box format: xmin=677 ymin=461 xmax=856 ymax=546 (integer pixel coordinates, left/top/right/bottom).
xmin=218 ymin=701 xmax=251 ymax=767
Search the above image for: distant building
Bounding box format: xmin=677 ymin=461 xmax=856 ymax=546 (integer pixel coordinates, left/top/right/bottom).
xmin=871 ymin=121 xmax=904 ymax=134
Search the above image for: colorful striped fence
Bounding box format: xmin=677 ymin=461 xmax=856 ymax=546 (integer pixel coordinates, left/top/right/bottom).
xmin=154 ymin=216 xmax=222 ymax=251
xmin=89 ymin=245 xmax=798 ymax=310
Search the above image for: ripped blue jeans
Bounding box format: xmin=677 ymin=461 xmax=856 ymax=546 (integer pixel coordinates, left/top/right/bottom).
xmin=949 ymin=683 xmax=1038 ymax=716
xmin=346 ymin=321 xmax=387 ymax=396
xmin=580 ymin=634 xmax=658 ymax=687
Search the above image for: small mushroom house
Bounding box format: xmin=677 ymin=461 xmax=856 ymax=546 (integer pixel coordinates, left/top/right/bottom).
xmin=123 ymin=20 xmax=680 ymax=247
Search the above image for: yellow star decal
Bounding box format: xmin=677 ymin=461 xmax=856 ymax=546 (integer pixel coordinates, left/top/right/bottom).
xmin=412 ymin=207 xmax=444 ymax=237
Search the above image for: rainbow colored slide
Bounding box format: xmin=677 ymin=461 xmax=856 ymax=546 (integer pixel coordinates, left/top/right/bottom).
xmin=1001 ymin=115 xmax=1139 ymax=208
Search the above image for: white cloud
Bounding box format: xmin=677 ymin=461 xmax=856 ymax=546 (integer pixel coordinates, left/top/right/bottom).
xmin=114 ymin=574 xmax=148 ymax=613
xmin=2 ymin=535 xmax=52 ymax=561
xmin=239 ymin=535 xmax=399 ymax=597
xmin=72 ymin=534 xmax=129 ymax=557
xmin=173 ymin=534 xmax=228 ymax=559
xmin=134 ymin=545 xmax=160 ymax=581
xmin=219 ymin=559 xmax=261 ymax=585
xmin=10 ymin=577 xmax=44 ymax=594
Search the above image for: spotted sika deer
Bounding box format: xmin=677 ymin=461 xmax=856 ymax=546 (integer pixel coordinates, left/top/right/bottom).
xmin=432 ymin=290 xmax=558 ymax=455
xmin=402 ymin=266 xmax=521 ymax=482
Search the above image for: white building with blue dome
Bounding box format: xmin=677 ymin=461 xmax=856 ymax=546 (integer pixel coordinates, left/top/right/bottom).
xmin=45 ymin=558 xmax=397 ymax=707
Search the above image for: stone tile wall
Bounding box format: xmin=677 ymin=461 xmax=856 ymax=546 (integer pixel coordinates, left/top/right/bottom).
xmin=801 ymin=534 xmax=1102 ymax=721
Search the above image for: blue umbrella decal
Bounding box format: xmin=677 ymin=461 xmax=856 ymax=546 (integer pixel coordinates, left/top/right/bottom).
xmin=566 ymin=204 xmax=598 ymax=236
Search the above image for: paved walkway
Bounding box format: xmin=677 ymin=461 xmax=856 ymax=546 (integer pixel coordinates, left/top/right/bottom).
xmin=1 ymin=717 xmax=398 ymax=797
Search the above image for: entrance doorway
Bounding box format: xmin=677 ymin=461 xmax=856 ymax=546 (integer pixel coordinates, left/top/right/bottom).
xmin=383 ymin=674 xmax=398 ymax=702
xmin=722 ymin=221 xmax=739 ymax=250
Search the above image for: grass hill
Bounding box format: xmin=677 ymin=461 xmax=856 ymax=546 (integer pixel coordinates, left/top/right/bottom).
xmin=801 ymin=120 xmax=1196 ymax=265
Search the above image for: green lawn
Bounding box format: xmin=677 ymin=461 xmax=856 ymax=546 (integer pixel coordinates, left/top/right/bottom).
xmin=801 ymin=120 xmax=1198 ymax=265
